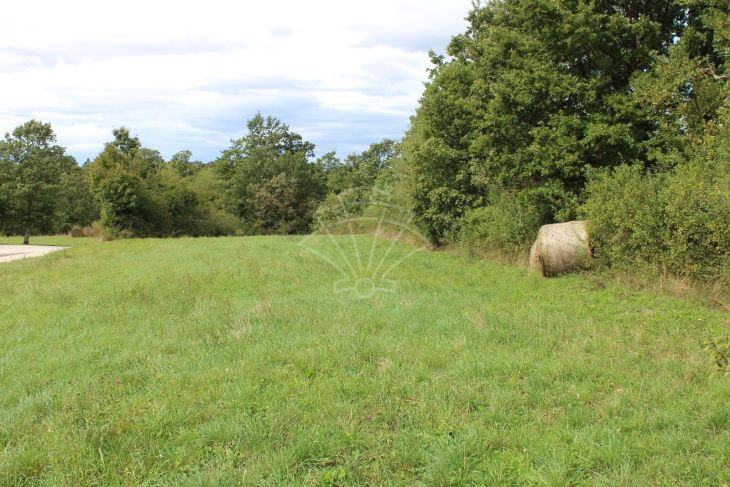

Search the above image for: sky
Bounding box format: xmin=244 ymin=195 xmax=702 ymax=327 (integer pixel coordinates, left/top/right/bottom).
xmin=0 ymin=0 xmax=472 ymax=163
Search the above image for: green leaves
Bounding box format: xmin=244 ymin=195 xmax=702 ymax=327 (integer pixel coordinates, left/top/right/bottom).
xmin=0 ymin=120 xmax=82 ymax=239
xmin=215 ymin=114 xmax=325 ymax=235
xmin=580 ymin=157 xmax=730 ymax=280
xmin=88 ymin=131 xmax=240 ymax=238
xmin=404 ymin=0 xmax=728 ymax=260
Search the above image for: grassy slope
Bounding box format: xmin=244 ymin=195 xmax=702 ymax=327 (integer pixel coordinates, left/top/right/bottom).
xmin=0 ymin=236 xmax=728 ymax=486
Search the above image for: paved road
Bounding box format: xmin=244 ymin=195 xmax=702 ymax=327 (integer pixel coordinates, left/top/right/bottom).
xmin=0 ymin=245 xmax=67 ymax=263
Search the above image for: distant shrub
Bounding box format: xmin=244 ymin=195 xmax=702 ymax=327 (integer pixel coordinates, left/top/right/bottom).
xmin=358 ymin=157 xmax=421 ymax=237
xmin=313 ymin=188 xmax=403 ymax=235
xmin=247 ymin=173 xmax=321 ymax=235
xmin=193 ymin=208 xmax=242 ymax=237
xmin=85 ymin=221 xmax=105 ymax=239
xmin=457 ymin=190 xmax=542 ymax=257
xmin=313 ymin=190 xmax=363 ymax=233
xmin=314 ymin=158 xmax=426 ymax=243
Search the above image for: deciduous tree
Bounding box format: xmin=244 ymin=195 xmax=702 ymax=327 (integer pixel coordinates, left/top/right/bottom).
xmin=0 ymin=120 xmax=79 ymax=243
xmin=216 ymin=114 xmax=325 ymax=234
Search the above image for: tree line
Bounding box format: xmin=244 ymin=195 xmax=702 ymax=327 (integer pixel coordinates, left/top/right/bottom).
xmin=0 ymin=114 xmax=399 ymax=242
xmin=1 ymin=0 xmax=727 ymax=283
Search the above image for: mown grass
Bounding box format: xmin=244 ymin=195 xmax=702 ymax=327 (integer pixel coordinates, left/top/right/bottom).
xmin=0 ymin=236 xmax=728 ymax=486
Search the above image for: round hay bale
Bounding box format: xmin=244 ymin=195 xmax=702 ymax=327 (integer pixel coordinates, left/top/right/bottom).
xmin=69 ymin=227 xmax=84 ymax=238
xmin=529 ymin=221 xmax=591 ymax=276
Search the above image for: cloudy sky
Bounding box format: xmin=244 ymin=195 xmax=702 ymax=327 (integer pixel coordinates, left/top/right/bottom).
xmin=0 ymin=0 xmax=472 ymax=163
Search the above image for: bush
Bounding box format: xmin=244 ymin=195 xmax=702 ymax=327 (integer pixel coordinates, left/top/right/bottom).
xmin=662 ymin=161 xmax=730 ymax=280
xmin=193 ymin=208 xmax=242 ymax=237
xmin=580 ymin=162 xmax=730 ymax=280
xmin=457 ymin=190 xmax=543 ymax=257
xmin=580 ymin=165 xmax=667 ymax=268
xmin=315 ymin=154 xmax=415 ymax=236
xmin=85 ymin=221 xmax=105 ymax=239
xmin=247 ymin=173 xmax=320 ymax=235
xmin=97 ymin=171 xmax=158 ymax=238
xmin=313 ymin=190 xmax=363 ymax=233
xmin=187 ymin=167 xmax=243 ymax=236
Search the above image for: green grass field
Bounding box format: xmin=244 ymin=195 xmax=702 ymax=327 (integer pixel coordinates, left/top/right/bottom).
xmin=0 ymin=236 xmax=728 ymax=486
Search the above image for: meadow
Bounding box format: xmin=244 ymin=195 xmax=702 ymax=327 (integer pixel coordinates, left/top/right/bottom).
xmin=0 ymin=236 xmax=728 ymax=486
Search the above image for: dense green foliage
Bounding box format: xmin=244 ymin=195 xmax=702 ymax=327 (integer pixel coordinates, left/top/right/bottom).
xmin=403 ymin=0 xmax=729 ymax=281
xmin=581 ymin=112 xmax=730 ymax=280
xmin=458 ymin=188 xmax=543 ymax=257
xmin=579 ymin=0 xmax=729 ymax=279
xmin=0 ymin=118 xmax=411 ymax=241
xmin=0 ymin=121 xmax=96 ymax=243
xmin=314 ymin=140 xmax=403 ymax=230
xmin=87 ymin=128 xmax=239 ymax=238
xmin=405 ymin=0 xmax=681 ymax=242
xmin=215 ymin=114 xmax=326 ymax=234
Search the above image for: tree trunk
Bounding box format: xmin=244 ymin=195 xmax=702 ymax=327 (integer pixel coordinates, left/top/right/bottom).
xmin=23 ymin=196 xmax=33 ymax=245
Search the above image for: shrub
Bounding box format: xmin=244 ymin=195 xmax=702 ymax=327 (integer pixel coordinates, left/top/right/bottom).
xmin=313 ymin=190 xmax=362 ymax=233
xmin=97 ymin=171 xmax=154 ymax=238
xmin=315 ymin=155 xmax=415 ymax=236
xmin=193 ymin=208 xmax=242 ymax=237
xmin=247 ymin=173 xmax=320 ymax=235
xmin=457 ymin=189 xmax=543 ymax=257
xmin=580 ymin=164 xmax=667 ymax=269
xmin=84 ymin=221 xmax=105 ymax=239
xmin=581 ymin=161 xmax=730 ymax=280
xmin=662 ymin=161 xmax=730 ymax=280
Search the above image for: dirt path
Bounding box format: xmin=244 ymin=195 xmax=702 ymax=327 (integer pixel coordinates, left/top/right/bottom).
xmin=0 ymin=245 xmax=67 ymax=263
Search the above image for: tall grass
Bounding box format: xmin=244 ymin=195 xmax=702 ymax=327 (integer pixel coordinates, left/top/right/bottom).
xmin=0 ymin=236 xmax=728 ymax=485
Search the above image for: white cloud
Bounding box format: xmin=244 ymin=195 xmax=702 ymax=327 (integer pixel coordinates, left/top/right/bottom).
xmin=0 ymin=0 xmax=472 ymax=161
